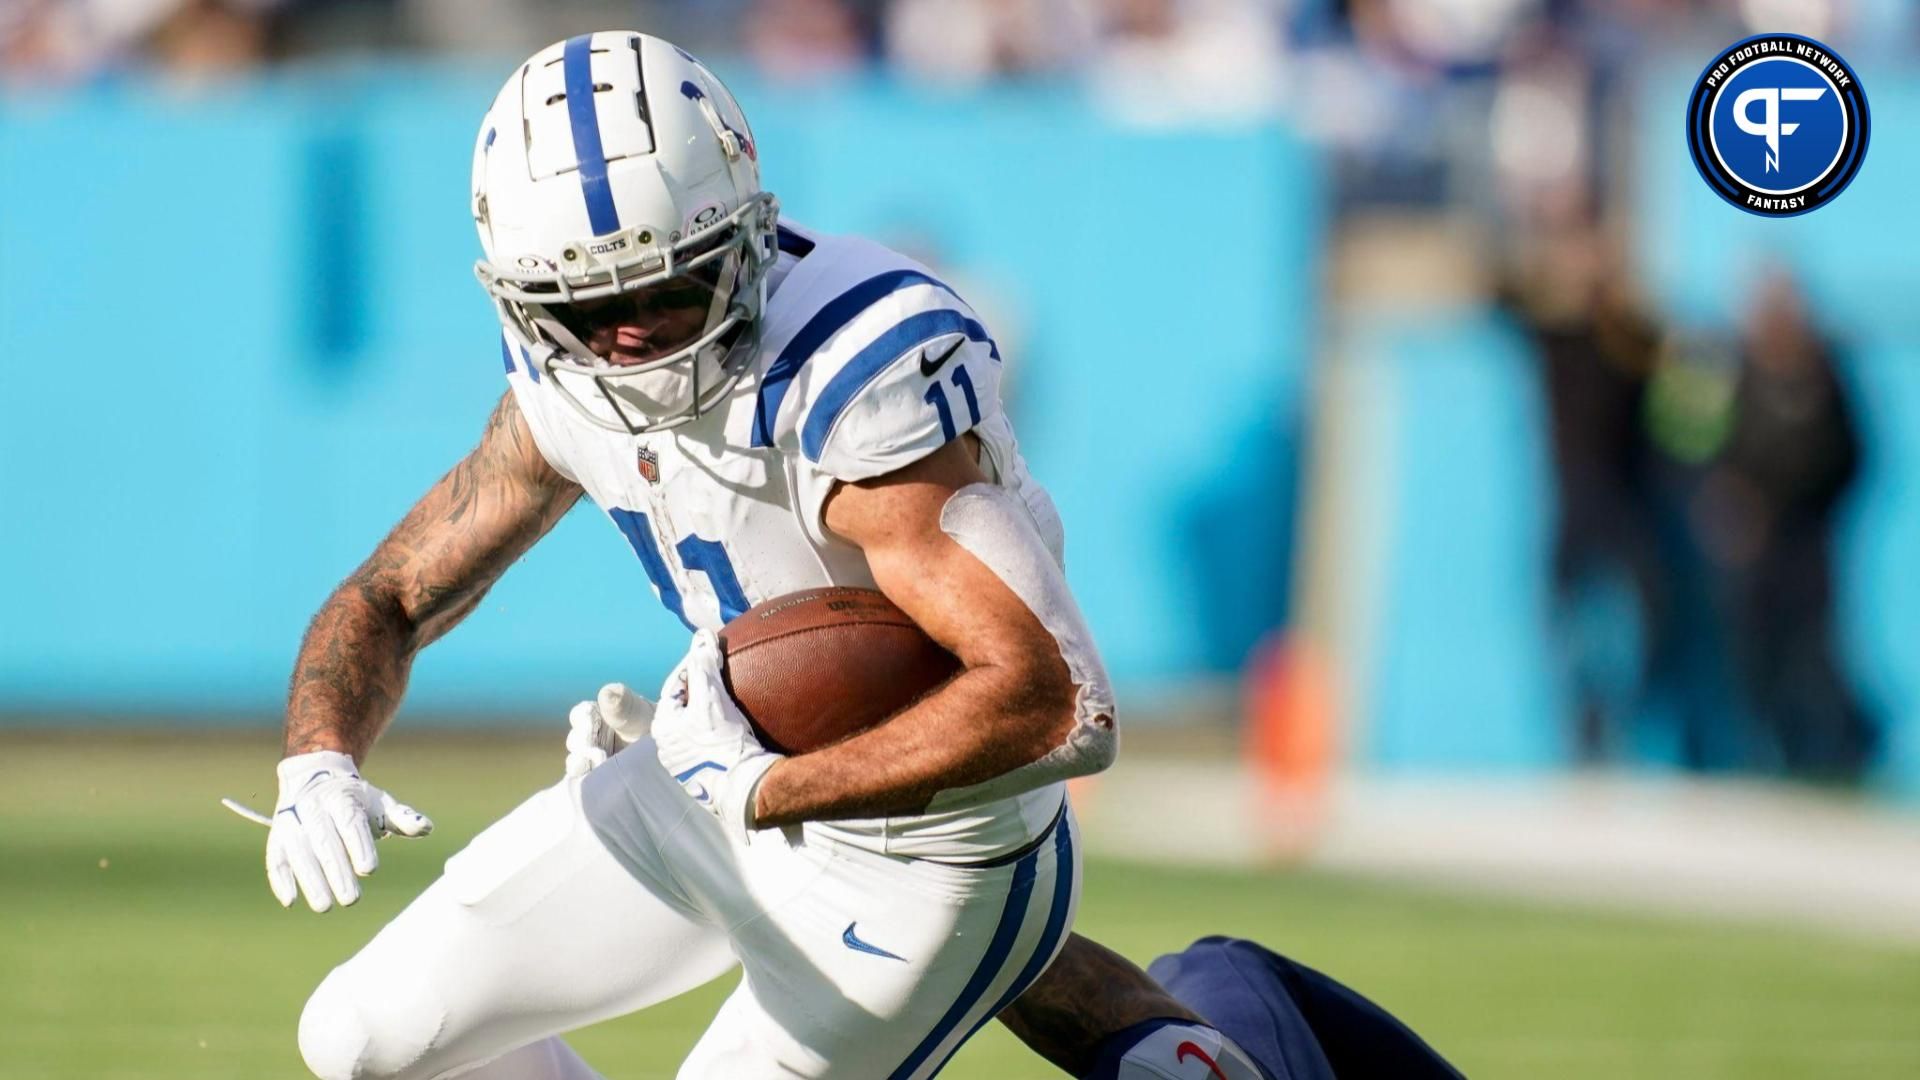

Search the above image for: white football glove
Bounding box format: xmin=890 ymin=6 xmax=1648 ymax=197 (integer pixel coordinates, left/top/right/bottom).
xmin=651 ymin=630 xmax=783 ymax=844
xmin=261 ymin=751 xmax=432 ymax=913
xmin=564 ymin=682 xmax=655 ymax=777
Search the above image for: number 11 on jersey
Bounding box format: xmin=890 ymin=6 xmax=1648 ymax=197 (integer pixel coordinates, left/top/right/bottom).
xmin=609 ymin=508 xmax=750 ymax=629
xmin=924 ymin=364 xmax=981 ymax=443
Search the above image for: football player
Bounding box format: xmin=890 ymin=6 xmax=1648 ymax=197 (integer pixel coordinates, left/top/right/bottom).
xmin=258 ymin=30 xmax=1272 ymax=1080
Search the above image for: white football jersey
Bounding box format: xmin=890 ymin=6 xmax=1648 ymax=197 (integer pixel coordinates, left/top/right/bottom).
xmin=504 ymin=219 xmax=1067 ymax=860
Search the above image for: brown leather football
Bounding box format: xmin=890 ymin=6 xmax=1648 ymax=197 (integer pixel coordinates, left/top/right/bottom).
xmin=718 ymin=586 xmax=961 ymax=755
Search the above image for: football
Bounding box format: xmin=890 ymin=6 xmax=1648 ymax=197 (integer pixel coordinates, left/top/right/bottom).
xmin=718 ymin=586 xmax=961 ymax=755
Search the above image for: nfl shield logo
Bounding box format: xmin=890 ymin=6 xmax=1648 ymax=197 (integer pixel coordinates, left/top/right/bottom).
xmin=636 ymin=446 xmax=660 ymax=484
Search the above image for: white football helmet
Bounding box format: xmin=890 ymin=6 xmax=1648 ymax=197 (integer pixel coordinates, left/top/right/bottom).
xmin=472 ymin=32 xmax=778 ymax=434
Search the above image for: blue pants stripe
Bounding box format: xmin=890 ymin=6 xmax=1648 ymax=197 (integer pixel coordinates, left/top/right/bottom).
xmin=886 ymin=846 xmax=1041 ymax=1079
xmin=952 ymin=813 xmax=1078 ymax=1054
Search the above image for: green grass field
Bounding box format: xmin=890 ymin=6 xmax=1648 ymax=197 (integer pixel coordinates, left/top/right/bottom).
xmin=4 ymin=732 xmax=1917 ymax=1079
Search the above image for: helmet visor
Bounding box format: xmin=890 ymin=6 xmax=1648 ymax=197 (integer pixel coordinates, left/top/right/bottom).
xmin=539 ymin=245 xmax=735 ymax=367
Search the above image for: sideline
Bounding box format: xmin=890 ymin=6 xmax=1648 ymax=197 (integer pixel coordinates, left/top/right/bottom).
xmin=1072 ymin=761 xmax=1920 ymax=946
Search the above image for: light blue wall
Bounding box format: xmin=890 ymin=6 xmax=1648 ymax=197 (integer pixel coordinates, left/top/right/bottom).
xmin=1354 ymin=310 xmax=1569 ymax=770
xmin=0 ymin=65 xmax=1321 ymax=715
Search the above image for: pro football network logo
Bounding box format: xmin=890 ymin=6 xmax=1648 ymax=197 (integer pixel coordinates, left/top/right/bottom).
xmin=1687 ymin=34 xmax=1868 ymax=217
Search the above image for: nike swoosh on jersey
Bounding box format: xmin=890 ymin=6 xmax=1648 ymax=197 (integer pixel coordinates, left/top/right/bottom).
xmin=841 ymin=922 xmax=907 ymax=962
xmin=918 ymin=337 xmax=965 ymax=377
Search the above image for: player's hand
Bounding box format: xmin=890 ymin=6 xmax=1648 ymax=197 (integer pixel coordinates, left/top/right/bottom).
xmin=263 ymin=751 xmax=433 ymax=913
xmin=564 ymin=682 xmax=655 ymax=777
xmin=651 ymin=630 xmax=782 ymax=842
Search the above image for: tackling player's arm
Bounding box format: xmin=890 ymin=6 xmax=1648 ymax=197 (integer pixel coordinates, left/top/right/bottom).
xmin=284 ymin=391 xmax=581 ymax=761
xmin=999 ymin=933 xmax=1205 ymax=1075
xmin=749 ymin=436 xmax=1109 ymax=826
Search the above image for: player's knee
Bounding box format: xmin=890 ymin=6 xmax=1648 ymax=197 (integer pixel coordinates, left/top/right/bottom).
xmin=1150 ymin=935 xmax=1274 ymax=981
xmin=299 ymin=967 xmax=383 ymax=1080
xmin=299 ymin=965 xmax=439 ymax=1080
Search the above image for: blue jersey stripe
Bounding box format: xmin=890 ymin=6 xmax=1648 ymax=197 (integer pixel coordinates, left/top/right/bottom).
xmin=562 ymin=34 xmax=621 ymax=236
xmin=954 ymin=812 xmax=1078 ymax=1055
xmin=750 ymin=268 xmax=997 ymax=448
xmin=776 ymin=225 xmax=815 ymax=258
xmin=751 ymin=269 xmax=942 ymax=447
xmin=500 ymin=336 xmax=516 ymax=374
xmin=799 ymin=308 xmax=995 ymax=462
xmin=887 ymin=847 xmax=1040 ymax=1080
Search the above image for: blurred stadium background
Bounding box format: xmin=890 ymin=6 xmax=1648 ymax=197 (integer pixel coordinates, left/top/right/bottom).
xmin=4 ymin=0 xmax=1920 ymax=1077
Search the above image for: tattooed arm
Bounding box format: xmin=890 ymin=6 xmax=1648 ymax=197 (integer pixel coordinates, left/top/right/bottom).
xmin=283 ymin=392 xmax=581 ymax=761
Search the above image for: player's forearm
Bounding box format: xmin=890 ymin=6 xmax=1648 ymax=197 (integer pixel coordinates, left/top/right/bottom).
xmin=282 ymin=572 xmax=427 ymax=761
xmin=998 ymin=934 xmax=1202 ymax=1075
xmin=752 ymin=660 xmax=1073 ymax=825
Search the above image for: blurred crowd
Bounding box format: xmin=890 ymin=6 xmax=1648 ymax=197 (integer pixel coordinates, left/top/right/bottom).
xmin=0 ymin=2 xmax=1901 ymax=105
xmin=1472 ymin=1 xmax=1897 ymax=783
xmin=7 ymin=2 xmax=1913 ymax=210
xmin=1502 ymin=232 xmax=1876 ymax=782
xmin=9 ymin=1 xmax=1915 ymax=215
xmin=6 ymin=0 xmax=1908 ymax=783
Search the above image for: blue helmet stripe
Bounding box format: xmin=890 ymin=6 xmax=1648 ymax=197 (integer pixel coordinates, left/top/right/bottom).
xmin=562 ymin=34 xmax=621 ymax=236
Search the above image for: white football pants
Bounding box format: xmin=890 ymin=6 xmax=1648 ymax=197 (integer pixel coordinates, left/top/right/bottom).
xmin=297 ymin=738 xmax=1079 ymax=1080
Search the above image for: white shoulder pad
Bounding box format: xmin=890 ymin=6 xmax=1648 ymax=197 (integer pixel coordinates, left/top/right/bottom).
xmin=499 ymin=331 xmax=580 ymax=484
xmin=754 ymin=261 xmax=1005 ymax=482
xmin=805 ymin=325 xmax=1002 ymax=481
